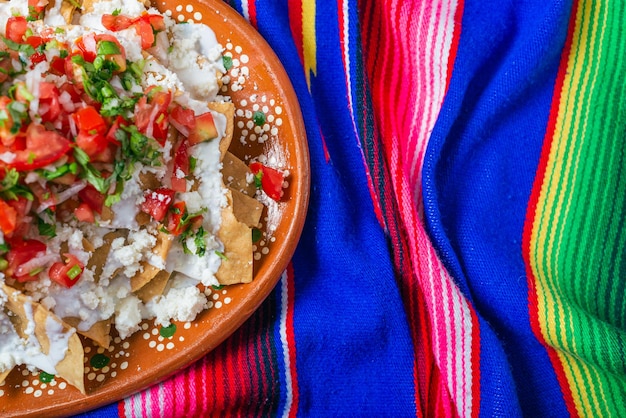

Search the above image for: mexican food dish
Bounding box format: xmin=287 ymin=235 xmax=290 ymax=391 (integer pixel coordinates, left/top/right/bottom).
xmin=0 ymin=0 xmax=283 ymax=394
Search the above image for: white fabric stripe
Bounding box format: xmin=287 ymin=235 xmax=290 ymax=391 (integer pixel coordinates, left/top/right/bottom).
xmin=158 ymin=382 xmax=166 ymax=418
xmin=342 ymin=0 xmax=359 ymax=139
xmin=241 ymin=1 xmax=250 ymax=22
xmin=279 ymin=270 xmax=294 ymax=418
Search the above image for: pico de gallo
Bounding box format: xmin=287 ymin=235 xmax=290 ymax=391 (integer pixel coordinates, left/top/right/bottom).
xmin=0 ymin=2 xmax=223 ymax=288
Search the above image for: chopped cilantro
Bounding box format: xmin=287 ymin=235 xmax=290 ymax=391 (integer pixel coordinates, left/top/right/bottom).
xmin=73 ymin=148 xmax=108 ymax=193
xmin=252 ymin=110 xmax=266 ymax=126
xmin=214 ymin=250 xmax=228 ymax=261
xmin=222 ymin=55 xmax=233 ymax=70
xmin=97 ymin=40 xmax=121 ymax=56
xmin=253 ymin=171 xmax=263 ymax=189
xmin=37 ymin=217 xmax=56 ymax=238
xmin=194 ymin=226 xmax=206 ymax=256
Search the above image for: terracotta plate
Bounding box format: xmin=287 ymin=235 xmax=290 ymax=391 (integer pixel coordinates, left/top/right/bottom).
xmin=0 ymin=1 xmax=309 ymax=416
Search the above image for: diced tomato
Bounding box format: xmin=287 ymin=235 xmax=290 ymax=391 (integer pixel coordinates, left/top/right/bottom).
xmin=78 ymin=184 xmax=105 ymax=214
xmin=4 ymin=196 xmax=30 ymax=237
xmin=73 ymin=106 xmax=108 ymax=157
xmin=0 ymin=200 xmax=17 ymax=235
xmin=75 ymin=131 xmax=107 ymax=158
xmin=49 ymin=55 xmax=67 ymax=76
xmin=6 ymin=238 xmax=46 ymax=281
xmin=74 ymin=202 xmax=95 ymax=223
xmin=166 ymin=201 xmax=186 ymax=235
xmin=6 ymin=16 xmax=27 ymax=44
xmin=101 ymin=14 xmax=134 ymax=31
xmin=105 ymin=115 xmax=125 ymax=145
xmin=75 ymin=33 xmax=98 ymax=62
xmin=134 ymin=18 xmax=155 ymax=50
xmin=6 ymin=124 xmax=71 ymax=171
xmin=58 ymin=82 xmax=81 ymax=104
xmin=250 ymin=162 xmax=285 ymax=201
xmin=140 ymin=187 xmax=175 ymax=222
xmin=28 ymin=0 xmax=47 ymax=19
xmin=140 ymin=13 xmax=166 ymax=31
xmin=102 ymin=13 xmax=164 ymax=49
xmin=73 ymin=106 xmax=107 ymax=134
xmin=29 ymin=51 xmax=47 ymax=68
xmin=48 ymin=253 xmax=84 ymax=288
xmin=25 ymin=36 xmax=44 ymax=49
xmin=135 ymin=90 xmax=171 ymax=144
xmin=187 ymin=111 xmax=218 ymax=146
xmin=171 ymin=138 xmax=189 ymax=192
xmin=39 ymin=82 xmax=62 ymax=123
xmin=170 ymin=105 xmax=195 ymax=137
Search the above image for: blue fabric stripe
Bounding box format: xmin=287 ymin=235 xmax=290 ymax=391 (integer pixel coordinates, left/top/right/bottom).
xmin=252 ymin=0 xmax=417 ymax=415
xmin=421 ymin=0 xmax=573 ymax=416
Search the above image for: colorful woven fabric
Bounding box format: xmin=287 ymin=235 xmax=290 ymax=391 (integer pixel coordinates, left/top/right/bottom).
xmin=83 ymin=0 xmax=626 ymax=416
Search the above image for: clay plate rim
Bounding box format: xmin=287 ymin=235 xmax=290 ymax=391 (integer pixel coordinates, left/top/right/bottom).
xmin=4 ymin=0 xmax=309 ymax=416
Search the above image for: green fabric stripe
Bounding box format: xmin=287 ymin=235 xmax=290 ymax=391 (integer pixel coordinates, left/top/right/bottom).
xmin=533 ymin=0 xmax=626 ymax=415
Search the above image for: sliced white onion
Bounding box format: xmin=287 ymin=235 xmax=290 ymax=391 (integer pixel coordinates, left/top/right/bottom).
xmin=37 ymin=182 xmax=86 ymax=213
xmin=169 ymin=118 xmax=189 ymax=137
xmin=15 ymin=253 xmax=58 ymax=278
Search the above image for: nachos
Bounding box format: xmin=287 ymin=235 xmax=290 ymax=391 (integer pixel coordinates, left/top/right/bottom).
xmin=0 ymin=0 xmax=268 ymax=393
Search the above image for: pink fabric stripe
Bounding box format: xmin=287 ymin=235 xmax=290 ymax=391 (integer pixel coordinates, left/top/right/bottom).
xmin=359 ymin=0 xmax=476 ymax=414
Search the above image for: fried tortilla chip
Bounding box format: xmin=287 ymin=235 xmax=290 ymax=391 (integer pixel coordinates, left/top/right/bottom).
xmin=1 ymin=284 xmax=85 ymax=394
xmin=46 ymin=0 xmax=78 ymax=23
xmin=230 ymin=188 xmax=263 ymax=228
xmin=215 ymin=190 xmax=253 ymax=285
xmin=88 ymin=230 xmax=127 ymax=280
xmin=222 ymin=152 xmax=256 ymax=196
xmin=136 ymin=270 xmax=172 ymax=303
xmin=130 ymin=231 xmax=173 ymax=292
xmin=208 ymin=102 xmax=235 ymax=160
xmin=64 ymin=317 xmax=111 ymax=349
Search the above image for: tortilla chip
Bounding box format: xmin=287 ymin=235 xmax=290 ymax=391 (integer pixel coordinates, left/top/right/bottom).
xmin=130 ymin=231 xmax=173 ymax=292
xmin=1 ymin=284 xmax=85 ymax=394
xmin=208 ymin=102 xmax=235 ymax=160
xmin=88 ymin=230 xmax=127 ymax=280
xmin=0 ymin=368 xmax=11 ymax=385
xmin=64 ymin=317 xmax=111 ymax=349
xmin=222 ymin=152 xmax=256 ymax=196
xmin=229 ymin=188 xmax=263 ymax=228
xmin=139 ymin=171 xmax=162 ymax=191
xmin=79 ymin=0 xmax=95 ymax=13
xmin=215 ymin=190 xmax=253 ymax=285
xmin=46 ymin=0 xmax=77 ymax=23
xmin=136 ymin=270 xmax=172 ymax=303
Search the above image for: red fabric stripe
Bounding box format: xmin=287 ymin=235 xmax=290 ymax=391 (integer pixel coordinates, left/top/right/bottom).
xmin=470 ymin=308 xmax=481 ymax=418
xmin=288 ymin=0 xmax=304 ymax=65
xmin=521 ymin=0 xmax=579 ymax=416
xmin=118 ymin=400 xmax=126 ymax=417
xmin=445 ymin=0 xmax=464 ymax=91
xmin=247 ymin=0 xmax=257 ymax=27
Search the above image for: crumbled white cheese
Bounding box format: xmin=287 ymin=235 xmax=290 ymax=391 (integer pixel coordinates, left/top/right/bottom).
xmin=145 ymin=284 xmax=208 ymax=327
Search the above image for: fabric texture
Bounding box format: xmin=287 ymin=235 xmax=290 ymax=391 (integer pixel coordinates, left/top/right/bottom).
xmin=82 ymin=0 xmax=626 ymax=416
